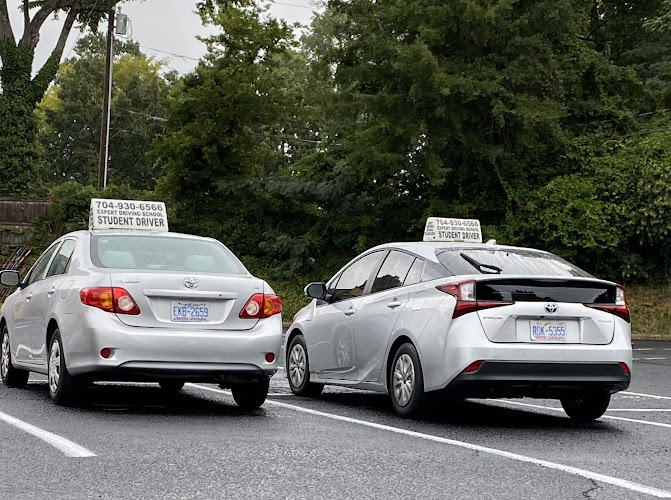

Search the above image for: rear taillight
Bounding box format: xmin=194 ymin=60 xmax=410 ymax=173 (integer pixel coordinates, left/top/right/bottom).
xmin=437 ymin=280 xmax=512 ymax=318
xmin=80 ymin=287 xmax=140 ymax=315
xmin=584 ymin=284 xmax=630 ymax=323
xmin=239 ymin=293 xmax=282 ymax=319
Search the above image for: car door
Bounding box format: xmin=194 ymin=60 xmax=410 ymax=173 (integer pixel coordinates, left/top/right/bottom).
xmin=307 ymin=250 xmax=385 ymax=380
xmin=29 ymin=239 xmax=77 ymax=364
xmin=10 ymin=243 xmax=60 ymax=364
xmin=351 ymin=250 xmax=418 ymax=382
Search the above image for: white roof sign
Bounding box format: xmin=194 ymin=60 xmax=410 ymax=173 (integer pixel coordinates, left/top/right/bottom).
xmin=423 ymin=217 xmax=482 ymax=243
xmin=89 ymin=199 xmax=168 ymax=232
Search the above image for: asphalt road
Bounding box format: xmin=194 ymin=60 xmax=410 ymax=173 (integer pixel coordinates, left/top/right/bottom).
xmin=1 ymin=340 xmax=670 ymax=500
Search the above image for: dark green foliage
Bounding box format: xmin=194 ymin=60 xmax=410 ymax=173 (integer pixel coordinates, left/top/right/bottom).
xmin=38 ymin=33 xmax=170 ymax=191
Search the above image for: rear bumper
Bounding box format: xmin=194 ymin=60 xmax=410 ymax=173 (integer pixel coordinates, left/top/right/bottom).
xmin=443 ymin=361 xmax=630 ymax=399
xmin=62 ymin=308 xmax=282 ymax=383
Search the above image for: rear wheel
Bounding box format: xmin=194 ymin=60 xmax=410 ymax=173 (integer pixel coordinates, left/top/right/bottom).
xmin=287 ymin=334 xmax=323 ymax=397
xmin=159 ymin=380 xmax=185 ymax=392
xmin=231 ymin=378 xmax=269 ymax=410
xmin=561 ymin=392 xmax=611 ymax=422
xmin=47 ymin=330 xmax=79 ymax=405
xmin=389 ymin=343 xmax=426 ymax=419
xmin=1 ymin=325 xmax=29 ymax=388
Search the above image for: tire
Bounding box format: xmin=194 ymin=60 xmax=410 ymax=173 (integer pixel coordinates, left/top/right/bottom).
xmin=561 ymin=392 xmax=611 ymax=422
xmin=231 ymin=377 xmax=270 ymax=410
xmin=159 ymin=380 xmax=185 ymax=392
xmin=286 ymin=334 xmax=323 ymax=397
xmin=47 ymin=329 xmax=79 ymax=405
xmin=1 ymin=324 xmax=29 ymax=388
xmin=389 ymin=343 xmax=427 ymax=419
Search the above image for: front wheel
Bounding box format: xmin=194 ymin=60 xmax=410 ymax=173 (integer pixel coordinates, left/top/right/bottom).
xmin=389 ymin=343 xmax=427 ymax=419
xmin=287 ymin=334 xmax=323 ymax=397
xmin=1 ymin=325 xmax=29 ymax=388
xmin=47 ymin=330 xmax=79 ymax=405
xmin=231 ymin=378 xmax=270 ymax=410
xmin=561 ymin=392 xmax=611 ymax=422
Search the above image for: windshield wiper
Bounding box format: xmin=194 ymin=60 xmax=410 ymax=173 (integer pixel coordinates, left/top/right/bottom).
xmin=460 ymin=252 xmax=502 ymax=275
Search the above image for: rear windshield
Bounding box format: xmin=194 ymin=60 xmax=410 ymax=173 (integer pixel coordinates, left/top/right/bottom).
xmin=91 ymin=235 xmax=246 ymax=274
xmin=436 ymin=248 xmax=591 ymax=278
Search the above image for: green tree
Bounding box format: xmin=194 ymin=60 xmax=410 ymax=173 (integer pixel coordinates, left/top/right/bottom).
xmin=0 ymin=0 xmax=132 ymax=196
xmin=38 ymin=33 xmax=170 ymax=190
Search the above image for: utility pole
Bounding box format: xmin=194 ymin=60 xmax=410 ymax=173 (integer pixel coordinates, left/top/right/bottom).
xmin=98 ymin=0 xmax=117 ymax=190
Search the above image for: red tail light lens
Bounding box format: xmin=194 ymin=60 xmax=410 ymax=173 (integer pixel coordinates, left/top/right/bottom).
xmin=584 ymin=285 xmax=630 ymax=323
xmin=619 ymin=362 xmax=631 ymax=376
xmin=437 ymin=280 xmax=512 ymax=318
xmin=80 ymin=287 xmax=140 ymax=315
xmin=463 ymin=360 xmax=484 ymax=373
xmin=240 ymin=293 xmax=282 ymax=319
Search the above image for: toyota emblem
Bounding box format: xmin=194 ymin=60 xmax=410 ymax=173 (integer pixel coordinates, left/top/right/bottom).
xmin=184 ymin=277 xmax=199 ymax=289
xmin=544 ymin=303 xmax=559 ymax=314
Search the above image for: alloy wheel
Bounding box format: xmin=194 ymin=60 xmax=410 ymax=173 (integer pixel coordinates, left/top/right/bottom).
xmin=289 ymin=343 xmax=307 ymax=388
xmin=393 ymin=353 xmax=415 ymax=407
xmin=1 ymin=332 xmax=9 ymax=378
xmin=48 ymin=340 xmax=61 ymax=395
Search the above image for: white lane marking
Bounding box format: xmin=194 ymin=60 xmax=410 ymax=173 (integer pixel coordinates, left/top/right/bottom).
xmin=622 ymin=391 xmax=671 ymax=401
xmin=0 ymin=409 xmax=96 ymax=458
xmin=606 ymin=409 xmax=671 ymax=412
xmin=490 ymin=400 xmax=671 ymax=429
xmin=633 ymin=348 xmax=655 ymax=351
xmin=187 ymin=384 xmax=671 ymax=499
xmin=634 ymin=357 xmax=669 ymax=361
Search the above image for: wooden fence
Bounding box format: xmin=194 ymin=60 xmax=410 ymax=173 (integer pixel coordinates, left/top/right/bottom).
xmin=0 ymin=197 xmax=51 ymax=245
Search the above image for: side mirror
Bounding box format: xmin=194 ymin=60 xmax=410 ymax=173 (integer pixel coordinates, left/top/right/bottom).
xmin=0 ymin=270 xmax=21 ymax=287
xmin=304 ymin=282 xmax=327 ymax=300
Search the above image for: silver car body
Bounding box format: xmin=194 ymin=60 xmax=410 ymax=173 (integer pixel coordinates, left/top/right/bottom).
xmin=0 ymin=230 xmax=282 ymax=383
xmin=287 ymin=241 xmax=632 ymax=397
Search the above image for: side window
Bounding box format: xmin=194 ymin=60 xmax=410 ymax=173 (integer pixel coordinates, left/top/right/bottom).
xmin=331 ymin=251 xmax=384 ymax=304
xmin=404 ymin=258 xmax=424 ymax=286
xmin=26 ymin=244 xmax=60 ymax=287
xmin=371 ymin=251 xmax=415 ymax=294
xmin=46 ymin=240 xmax=77 ymax=278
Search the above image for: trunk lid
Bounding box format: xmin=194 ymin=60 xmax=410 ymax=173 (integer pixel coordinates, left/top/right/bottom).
xmin=475 ymin=278 xmax=617 ymax=344
xmin=108 ymin=271 xmax=264 ymax=330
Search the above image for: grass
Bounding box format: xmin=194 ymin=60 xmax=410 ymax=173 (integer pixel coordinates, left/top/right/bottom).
xmin=627 ymin=285 xmax=671 ymax=340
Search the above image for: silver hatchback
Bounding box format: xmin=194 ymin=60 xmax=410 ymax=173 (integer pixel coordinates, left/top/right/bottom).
xmin=0 ymin=230 xmax=282 ymax=407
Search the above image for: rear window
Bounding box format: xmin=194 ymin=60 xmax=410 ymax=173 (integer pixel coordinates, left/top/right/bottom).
xmin=91 ymin=235 xmax=246 ymax=274
xmin=436 ymin=248 xmax=591 ymax=278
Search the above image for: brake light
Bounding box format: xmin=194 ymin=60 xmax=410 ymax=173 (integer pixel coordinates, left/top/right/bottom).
xmin=240 ymin=293 xmax=282 ymax=319
xmin=437 ymin=280 xmax=512 ymax=318
xmin=80 ymin=287 xmax=140 ymax=315
xmin=584 ymin=285 xmax=630 ymax=323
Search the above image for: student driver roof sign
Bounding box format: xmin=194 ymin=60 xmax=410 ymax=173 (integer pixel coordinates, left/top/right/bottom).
xmin=89 ymin=199 xmax=169 ymax=232
xmin=423 ymin=217 xmax=482 ymax=243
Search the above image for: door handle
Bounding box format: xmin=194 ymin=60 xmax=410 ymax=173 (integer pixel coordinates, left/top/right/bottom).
xmin=26 ymin=293 xmax=32 ymax=301
xmin=47 ymin=287 xmax=56 ymax=296
xmin=344 ymin=307 xmax=355 ymax=316
xmin=387 ymin=299 xmax=402 ymax=309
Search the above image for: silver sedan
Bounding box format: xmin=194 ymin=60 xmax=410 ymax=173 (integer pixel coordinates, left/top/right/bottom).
xmin=0 ymin=230 xmax=282 ymax=407
xmin=285 ymin=241 xmax=632 ymax=420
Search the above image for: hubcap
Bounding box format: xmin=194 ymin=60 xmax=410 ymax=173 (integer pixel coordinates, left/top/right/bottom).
xmin=48 ymin=340 xmax=61 ymax=395
xmin=1 ymin=332 xmax=9 ymax=378
xmin=289 ymin=344 xmax=307 ymax=388
xmin=393 ymin=353 xmax=415 ymax=407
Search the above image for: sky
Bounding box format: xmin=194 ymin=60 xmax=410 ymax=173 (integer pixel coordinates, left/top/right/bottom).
xmin=6 ymin=0 xmax=322 ymax=75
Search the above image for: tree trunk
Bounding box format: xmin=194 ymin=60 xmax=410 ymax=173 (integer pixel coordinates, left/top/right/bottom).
xmin=0 ymin=42 xmax=40 ymax=196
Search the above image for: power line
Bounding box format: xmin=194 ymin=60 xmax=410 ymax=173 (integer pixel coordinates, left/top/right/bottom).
xmin=64 ymin=0 xmax=103 ymax=60
xmin=140 ymin=45 xmax=200 ymax=62
xmin=273 ymin=1 xmax=321 ymax=10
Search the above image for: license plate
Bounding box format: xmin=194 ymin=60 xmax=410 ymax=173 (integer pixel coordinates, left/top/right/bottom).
xmin=530 ymin=321 xmax=566 ymax=342
xmin=171 ymin=301 xmax=209 ymax=322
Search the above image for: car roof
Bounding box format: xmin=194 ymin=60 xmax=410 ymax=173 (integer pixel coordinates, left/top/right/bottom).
xmin=366 ymin=241 xmax=551 ymax=262
xmin=63 ymin=230 xmax=219 ymax=242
